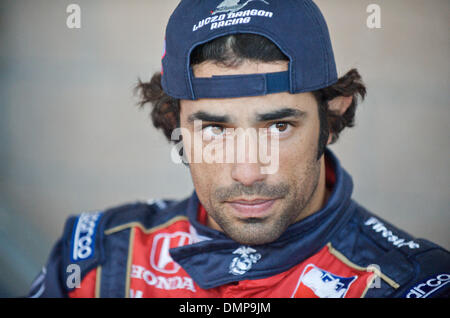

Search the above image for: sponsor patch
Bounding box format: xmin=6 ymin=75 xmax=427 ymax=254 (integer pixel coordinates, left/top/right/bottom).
xmin=293 ymin=264 xmax=357 ymax=298
xmin=150 ymin=231 xmax=193 ymax=274
xmin=404 ymin=273 xmax=450 ymax=298
xmin=130 ymin=222 xmax=200 ymax=295
xmin=131 ymin=264 xmax=196 ymax=293
xmin=364 ymin=217 xmax=420 ymax=249
xmin=71 ymin=212 xmax=102 ymax=262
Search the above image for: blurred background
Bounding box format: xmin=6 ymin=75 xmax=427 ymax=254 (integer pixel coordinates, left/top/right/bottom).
xmin=0 ymin=0 xmax=449 ymax=297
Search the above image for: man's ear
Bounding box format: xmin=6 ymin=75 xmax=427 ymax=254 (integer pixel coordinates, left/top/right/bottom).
xmin=328 ymin=96 xmax=353 ymax=115
xmin=326 ymin=96 xmax=353 ymax=145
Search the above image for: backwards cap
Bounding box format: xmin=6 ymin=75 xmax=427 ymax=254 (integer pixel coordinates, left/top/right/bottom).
xmin=161 ymin=0 xmax=337 ymax=100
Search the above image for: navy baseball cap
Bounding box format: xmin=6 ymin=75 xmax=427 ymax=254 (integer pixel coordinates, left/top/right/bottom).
xmin=161 ymin=0 xmax=337 ymax=100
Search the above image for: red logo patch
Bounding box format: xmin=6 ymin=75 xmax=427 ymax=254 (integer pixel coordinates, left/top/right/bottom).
xmin=292 ymin=245 xmax=375 ymax=298
xmin=150 ymin=231 xmax=193 ymax=274
xmin=292 ymin=264 xmax=357 ymax=298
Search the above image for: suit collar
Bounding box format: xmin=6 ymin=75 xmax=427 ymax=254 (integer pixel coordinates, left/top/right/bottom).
xmin=170 ymin=148 xmax=356 ymax=289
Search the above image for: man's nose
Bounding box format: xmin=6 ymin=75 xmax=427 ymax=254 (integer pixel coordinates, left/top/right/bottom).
xmin=231 ymin=162 xmax=266 ymax=187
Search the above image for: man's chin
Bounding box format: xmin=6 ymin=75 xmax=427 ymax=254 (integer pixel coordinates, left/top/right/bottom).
xmin=222 ymin=219 xmax=285 ymax=246
xmin=229 ymin=235 xmax=281 ymax=246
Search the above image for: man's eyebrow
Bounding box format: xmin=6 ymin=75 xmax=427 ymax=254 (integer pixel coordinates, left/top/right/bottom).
xmin=256 ymin=108 xmax=307 ymax=122
xmin=187 ymin=111 xmax=232 ymax=124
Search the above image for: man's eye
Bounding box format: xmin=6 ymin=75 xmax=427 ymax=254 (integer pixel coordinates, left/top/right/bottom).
xmin=268 ymin=122 xmax=291 ymax=134
xmin=203 ymin=125 xmax=225 ymax=139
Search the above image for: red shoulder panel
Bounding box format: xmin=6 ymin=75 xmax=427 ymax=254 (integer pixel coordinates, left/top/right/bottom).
xmin=68 ymin=268 xmax=97 ymax=298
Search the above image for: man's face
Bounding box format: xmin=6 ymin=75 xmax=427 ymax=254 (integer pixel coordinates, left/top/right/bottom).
xmin=179 ymin=60 xmax=326 ymax=245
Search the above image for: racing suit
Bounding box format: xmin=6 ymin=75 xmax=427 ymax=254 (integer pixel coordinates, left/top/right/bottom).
xmin=28 ymin=149 xmax=450 ymax=298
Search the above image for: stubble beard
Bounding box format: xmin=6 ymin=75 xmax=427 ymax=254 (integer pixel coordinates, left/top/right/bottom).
xmin=205 ymin=158 xmax=322 ymax=246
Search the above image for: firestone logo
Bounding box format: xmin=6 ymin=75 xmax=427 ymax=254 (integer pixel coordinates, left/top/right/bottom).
xmin=364 ymin=217 xmax=420 ymax=249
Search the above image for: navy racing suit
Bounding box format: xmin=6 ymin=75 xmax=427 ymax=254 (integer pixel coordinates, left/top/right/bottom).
xmin=28 ymin=149 xmax=450 ymax=298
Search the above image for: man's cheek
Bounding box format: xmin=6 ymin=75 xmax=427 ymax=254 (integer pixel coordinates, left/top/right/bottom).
xmin=286 ymin=132 xmax=317 ymax=165
xmin=259 ymin=132 xmax=280 ymax=175
xmin=191 ymin=164 xmax=218 ymax=194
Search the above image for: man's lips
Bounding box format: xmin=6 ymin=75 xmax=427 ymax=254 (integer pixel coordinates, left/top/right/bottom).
xmin=225 ymin=198 xmax=278 ymax=218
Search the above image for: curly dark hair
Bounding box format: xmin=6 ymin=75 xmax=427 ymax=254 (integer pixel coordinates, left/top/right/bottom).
xmin=136 ymin=34 xmax=366 ymax=159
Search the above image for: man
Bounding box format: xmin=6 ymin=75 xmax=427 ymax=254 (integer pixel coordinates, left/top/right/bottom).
xmin=29 ymin=0 xmax=449 ymax=298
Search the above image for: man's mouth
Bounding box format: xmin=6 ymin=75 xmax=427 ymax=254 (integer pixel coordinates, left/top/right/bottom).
xmin=225 ymin=198 xmax=278 ymax=218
